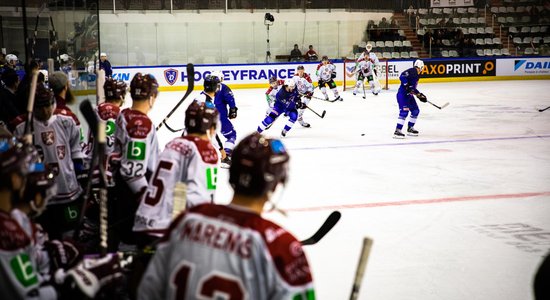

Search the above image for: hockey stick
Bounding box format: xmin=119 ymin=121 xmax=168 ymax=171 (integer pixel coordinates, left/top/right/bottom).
xmin=300 ymin=211 xmax=341 ymax=245
xmin=305 ymin=105 xmax=326 ymax=119
xmin=427 ymin=100 xmax=449 ymax=110
xmin=96 ymin=120 xmax=108 ymax=257
xmin=538 ymin=105 xmax=550 ymax=112
xmin=156 ymin=63 xmax=195 ymax=131
xmin=310 ymin=94 xmax=339 ymax=103
xmin=23 ymin=70 xmax=39 ymax=144
xmin=73 ymin=100 xmax=99 ymax=241
xmin=349 ymin=237 xmax=374 ymax=300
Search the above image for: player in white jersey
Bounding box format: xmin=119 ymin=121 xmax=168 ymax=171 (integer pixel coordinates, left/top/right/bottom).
xmin=13 ymin=83 xmax=85 ymax=239
xmin=317 ymin=55 xmax=342 ymax=101
xmin=138 ymin=132 xmax=315 ymax=299
xmin=353 ymin=59 xmax=381 ymax=97
xmin=133 ymin=100 xmax=220 ymax=241
xmin=265 ymin=76 xmax=283 ymax=109
xmin=112 ymin=73 xmax=159 ymax=249
xmin=293 ymin=66 xmax=314 ymax=128
xmin=357 ymin=43 xmax=382 ymax=92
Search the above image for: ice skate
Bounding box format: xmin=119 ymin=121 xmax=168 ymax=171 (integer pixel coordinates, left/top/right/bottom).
xmin=298 ymin=118 xmax=311 ymax=128
xmin=281 ymin=129 xmax=287 ymax=137
xmin=407 ymin=126 xmax=419 ymax=136
xmin=393 ymin=129 xmax=405 ymax=139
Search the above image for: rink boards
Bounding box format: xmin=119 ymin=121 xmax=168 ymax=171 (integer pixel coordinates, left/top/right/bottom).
xmin=109 ymin=56 xmax=550 ymax=92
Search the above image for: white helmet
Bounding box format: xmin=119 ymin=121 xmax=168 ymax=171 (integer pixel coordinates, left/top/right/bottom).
xmin=210 ymin=70 xmax=224 ymax=82
xmin=414 ymin=59 xmax=424 ymax=70
xmin=366 ymin=43 xmax=373 ymax=51
xmin=6 ymin=54 xmax=18 ymax=65
xmin=59 ymin=54 xmax=69 ymax=62
xmin=284 ymin=78 xmax=295 ymax=89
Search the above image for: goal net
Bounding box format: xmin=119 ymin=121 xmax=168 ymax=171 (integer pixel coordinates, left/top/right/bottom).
xmin=343 ymin=58 xmax=389 ymax=92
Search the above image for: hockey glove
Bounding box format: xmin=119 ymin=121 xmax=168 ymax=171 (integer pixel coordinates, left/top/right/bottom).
xmin=229 ymin=107 xmax=238 ymax=119
xmin=46 ymin=239 xmax=83 ymax=271
xmin=416 ymin=93 xmax=427 ymax=103
xmin=296 ymin=101 xmax=307 ymax=109
xmin=331 ymin=71 xmax=337 ymax=79
xmin=61 ymin=253 xmax=124 ymax=299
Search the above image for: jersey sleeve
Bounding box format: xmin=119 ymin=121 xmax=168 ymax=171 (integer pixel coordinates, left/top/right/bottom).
xmin=221 ymin=85 xmax=236 ymax=108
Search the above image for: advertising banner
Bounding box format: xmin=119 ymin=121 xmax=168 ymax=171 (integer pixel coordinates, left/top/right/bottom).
xmin=496 ymin=57 xmax=550 ymax=76
xmin=431 ymin=0 xmax=474 ymax=7
xmin=419 ymin=59 xmax=496 ymax=78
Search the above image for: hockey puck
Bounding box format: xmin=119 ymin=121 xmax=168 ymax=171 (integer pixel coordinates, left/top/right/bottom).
xmin=361 ymin=133 xmax=365 ymax=136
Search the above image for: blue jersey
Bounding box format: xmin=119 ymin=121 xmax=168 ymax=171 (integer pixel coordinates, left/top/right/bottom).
xmin=398 ymin=67 xmax=420 ymax=95
xmin=214 ymin=83 xmax=236 ymax=119
xmin=275 ymin=87 xmax=300 ymax=112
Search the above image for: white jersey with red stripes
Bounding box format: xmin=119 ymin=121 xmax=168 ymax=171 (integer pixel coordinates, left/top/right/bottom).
xmin=13 ymin=109 xmax=84 ymax=204
xmin=133 ymin=135 xmax=219 ymax=237
xmin=138 ymin=204 xmax=315 ymax=300
xmin=114 ymin=108 xmax=159 ymax=194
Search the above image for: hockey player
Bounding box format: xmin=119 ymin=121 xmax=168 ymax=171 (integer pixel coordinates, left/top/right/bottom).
xmin=112 ymin=73 xmax=159 ymax=248
xmin=357 ymin=43 xmax=382 ymax=91
xmin=257 ymin=78 xmax=305 ymax=137
xmin=13 ymin=83 xmax=86 ymax=239
xmin=265 ymin=76 xmax=283 ymax=110
xmin=210 ymin=70 xmax=238 ymax=167
xmin=293 ymin=65 xmax=314 ymax=127
xmin=138 ymin=132 xmax=315 ymax=299
xmin=133 ymin=100 xmax=219 ymax=242
xmin=394 ymin=59 xmax=427 ymax=139
xmin=353 ymin=59 xmax=381 ymax=97
xmin=317 ymin=56 xmax=342 ymax=101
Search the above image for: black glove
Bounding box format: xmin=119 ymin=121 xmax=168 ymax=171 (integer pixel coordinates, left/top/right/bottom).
xmin=296 ymin=101 xmax=307 ymax=109
xmin=305 ymin=91 xmax=313 ymax=98
xmin=229 ymin=107 xmax=238 ymax=119
xmin=331 ymin=71 xmax=337 ymax=79
xmin=416 ymin=93 xmax=427 ymax=103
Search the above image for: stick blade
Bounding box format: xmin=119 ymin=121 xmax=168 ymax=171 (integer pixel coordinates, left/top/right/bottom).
xmin=440 ymin=102 xmax=450 ymax=109
xmin=300 ymin=211 xmax=341 ymax=245
xmin=321 ymin=110 xmax=326 ymax=118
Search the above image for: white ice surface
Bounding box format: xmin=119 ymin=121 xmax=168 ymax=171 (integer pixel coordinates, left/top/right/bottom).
xmin=114 ymin=80 xmax=550 ymax=299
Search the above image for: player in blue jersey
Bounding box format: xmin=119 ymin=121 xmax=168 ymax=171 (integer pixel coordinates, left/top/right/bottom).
xmin=210 ymin=71 xmax=238 ymax=167
xmin=394 ymin=59 xmax=427 ymax=139
xmin=257 ymin=79 xmax=305 ymax=137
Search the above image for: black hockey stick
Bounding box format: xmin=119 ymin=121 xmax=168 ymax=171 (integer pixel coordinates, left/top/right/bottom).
xmin=538 ymin=105 xmax=550 ymax=112
xmin=427 ymin=100 xmax=449 ymax=110
xmin=300 ymin=211 xmax=341 ymax=245
xmin=305 ymin=105 xmax=326 ymax=119
xmin=73 ymin=100 xmax=99 ymax=241
xmin=157 ymin=63 xmax=195 ymax=132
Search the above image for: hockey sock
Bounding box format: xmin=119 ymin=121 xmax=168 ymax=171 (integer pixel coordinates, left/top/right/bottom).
xmin=332 ymin=88 xmax=339 ymax=97
xmin=321 ymin=87 xmax=328 ymax=98
xmin=396 ymin=110 xmax=409 ymax=130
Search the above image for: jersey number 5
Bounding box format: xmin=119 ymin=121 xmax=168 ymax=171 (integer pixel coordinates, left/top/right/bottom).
xmin=144 ymin=160 xmax=173 ymax=206
xmin=173 ymin=262 xmax=246 ymax=300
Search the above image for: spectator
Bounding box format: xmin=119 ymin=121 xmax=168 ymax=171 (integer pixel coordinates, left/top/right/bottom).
xmin=305 ymin=45 xmax=319 ymax=61
xmin=379 ymin=17 xmax=390 ymax=29
xmin=99 ymin=52 xmax=113 ymax=77
xmin=446 ymin=17 xmax=455 ymax=27
xmin=290 ymin=44 xmax=303 ymax=62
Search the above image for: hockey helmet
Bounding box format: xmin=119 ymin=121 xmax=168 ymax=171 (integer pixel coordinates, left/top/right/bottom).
xmin=210 ymin=70 xmax=224 ymax=82
xmin=269 ymin=76 xmax=278 ymax=84
xmin=203 ymin=74 xmax=221 ymax=93
xmin=5 ymin=54 xmax=18 ymax=65
xmin=229 ymin=132 xmax=289 ymax=197
xmin=104 ymin=78 xmax=127 ymax=101
xmin=60 ymin=54 xmax=70 ymax=62
xmin=130 ymin=73 xmax=159 ymax=100
xmin=284 ymin=78 xmax=295 ymax=89
xmin=22 ymin=162 xmax=56 ymax=216
xmin=297 ymin=65 xmax=305 ymax=70
xmin=366 ymin=43 xmax=373 ymax=51
xmin=185 ymin=100 xmax=219 ymax=134
xmin=34 ymin=83 xmax=55 ymax=108
xmin=322 ymin=55 xmax=329 ymax=62
xmin=414 ymin=59 xmax=425 ymax=71
xmin=0 ymin=141 xmax=38 ymax=190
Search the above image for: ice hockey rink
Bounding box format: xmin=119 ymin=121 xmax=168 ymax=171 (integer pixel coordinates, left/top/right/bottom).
xmin=86 ymin=79 xmax=550 ymax=299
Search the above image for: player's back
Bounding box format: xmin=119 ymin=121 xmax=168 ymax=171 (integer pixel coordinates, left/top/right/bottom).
xmin=398 ymin=67 xmax=419 ymax=93
xmin=139 ymin=203 xmax=314 ymax=299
